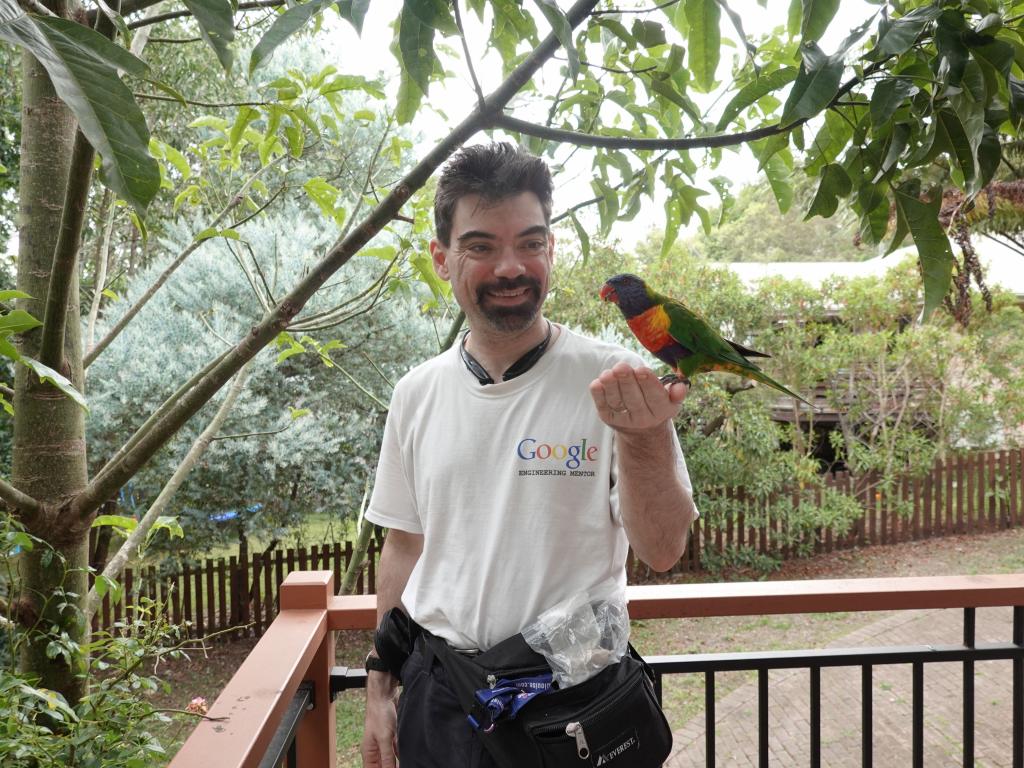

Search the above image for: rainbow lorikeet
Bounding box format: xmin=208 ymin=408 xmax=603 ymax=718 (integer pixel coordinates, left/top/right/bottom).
xmin=600 ymin=273 xmax=812 ymax=406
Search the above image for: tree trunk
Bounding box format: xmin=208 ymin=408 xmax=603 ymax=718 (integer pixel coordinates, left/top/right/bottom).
xmin=14 ymin=45 xmax=90 ymax=703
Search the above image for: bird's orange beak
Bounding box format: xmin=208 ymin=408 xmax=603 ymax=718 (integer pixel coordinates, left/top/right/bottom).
xmin=599 ymin=284 xmax=617 ymax=303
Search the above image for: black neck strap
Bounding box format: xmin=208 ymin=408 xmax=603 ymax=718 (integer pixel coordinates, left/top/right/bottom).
xmin=460 ymin=321 xmax=553 ymax=385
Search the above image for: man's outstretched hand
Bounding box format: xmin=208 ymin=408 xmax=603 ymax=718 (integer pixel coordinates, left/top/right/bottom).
xmin=590 ymin=362 xmax=688 ymax=432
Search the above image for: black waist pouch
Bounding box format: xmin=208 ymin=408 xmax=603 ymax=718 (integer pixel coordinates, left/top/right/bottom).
xmin=421 ymin=630 xmax=672 ymax=768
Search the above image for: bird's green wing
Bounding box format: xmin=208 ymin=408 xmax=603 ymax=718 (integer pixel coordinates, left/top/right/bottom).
xmin=656 ymin=292 xmax=755 ymax=369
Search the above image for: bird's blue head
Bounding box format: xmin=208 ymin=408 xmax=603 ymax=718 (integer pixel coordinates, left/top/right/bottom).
xmin=600 ymin=273 xmax=652 ymax=319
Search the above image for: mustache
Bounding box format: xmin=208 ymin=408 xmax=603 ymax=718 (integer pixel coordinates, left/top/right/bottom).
xmin=476 ymin=276 xmax=541 ymax=301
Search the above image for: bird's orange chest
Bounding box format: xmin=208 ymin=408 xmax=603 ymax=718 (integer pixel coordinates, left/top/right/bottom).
xmin=627 ymin=306 xmax=672 ymax=351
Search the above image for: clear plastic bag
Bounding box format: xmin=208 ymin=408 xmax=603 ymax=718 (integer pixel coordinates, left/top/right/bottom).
xmin=520 ymin=578 xmax=630 ymax=689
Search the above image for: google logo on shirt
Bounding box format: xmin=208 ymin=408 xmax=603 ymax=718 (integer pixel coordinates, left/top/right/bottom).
xmin=516 ymin=437 xmax=599 ymax=470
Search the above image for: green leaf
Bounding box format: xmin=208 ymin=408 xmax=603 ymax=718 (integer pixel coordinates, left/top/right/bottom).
xmin=410 ymin=253 xmax=448 ymax=304
xmin=181 ymin=0 xmax=235 ymax=72
xmin=857 ymin=184 xmax=889 ymax=246
xmin=173 ymin=184 xmax=201 ymax=213
xmin=102 ymin=288 xmax=119 ymax=300
xmin=870 ymin=6 xmax=942 ymax=58
xmin=0 ymin=336 xmax=18 ymax=363
xmin=685 ymin=0 xmax=720 ymax=92
xmin=228 ymin=106 xmax=260 ymax=149
xmin=0 ymin=310 xmax=43 ymax=334
xmin=869 ymin=78 xmax=918 ymax=129
xmin=290 ymin=407 xmax=311 ymax=419
xmin=194 ymin=227 xmax=219 ymax=241
xmin=0 ymin=290 xmax=31 ymax=303
xmin=569 ymin=213 xmax=590 ymax=262
xmin=405 ymin=0 xmax=457 ymax=35
xmin=250 ymin=0 xmax=334 ymax=75
xmin=93 ymin=574 xmax=112 ymax=600
xmin=805 ymin=163 xmax=851 ymax=220
xmin=780 ymin=42 xmax=844 ymax=126
xmin=804 ymin=108 xmax=853 ymax=175
xmin=978 ymin=125 xmax=1000 ymax=189
xmin=337 ymin=0 xmax=370 ymax=34
xmin=716 ymin=67 xmax=798 ymax=130
xmin=800 ymin=0 xmax=839 ymax=42
xmin=394 ymin=67 xmax=424 ymax=125
xmin=147 ymin=516 xmax=183 ymax=543
xmin=91 ymin=514 xmax=138 ymax=533
xmin=0 ymin=8 xmax=159 ymax=215
xmin=1010 ymin=75 xmax=1024 ymax=128
xmin=533 ymin=0 xmax=579 ymax=79
xmin=786 ymin=0 xmax=800 ymax=38
xmin=763 ymin=153 xmax=793 ymax=214
xmin=152 ymin=139 xmax=191 ymax=179
xmin=398 ymin=0 xmax=438 ymax=94
xmin=275 ymin=331 xmax=306 ymax=363
xmin=893 ymin=185 xmax=954 ymax=320
xmin=875 ymin=122 xmax=910 ymax=181
xmin=142 ymin=77 xmax=188 ymax=107
xmin=935 ymin=12 xmax=969 ymax=89
xmin=18 ymin=355 xmax=88 ymax=410
xmin=353 ymin=109 xmax=374 ymax=121
xmin=631 ymin=19 xmax=665 ymax=49
xmin=360 ymin=246 xmax=397 ymax=260
xmin=936 ymin=108 xmax=979 ymax=193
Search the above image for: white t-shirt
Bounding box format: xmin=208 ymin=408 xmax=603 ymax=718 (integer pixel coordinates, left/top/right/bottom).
xmin=365 ymin=325 xmax=694 ymax=650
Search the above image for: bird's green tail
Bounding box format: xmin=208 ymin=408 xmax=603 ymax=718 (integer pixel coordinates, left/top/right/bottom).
xmin=750 ymin=369 xmax=815 ymax=408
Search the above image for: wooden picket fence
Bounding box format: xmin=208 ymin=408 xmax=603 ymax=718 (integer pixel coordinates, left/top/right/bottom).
xmin=661 ymin=447 xmax=1024 ymax=574
xmin=90 ymin=538 xmax=382 ymax=640
xmin=92 ymin=448 xmax=1023 ymax=640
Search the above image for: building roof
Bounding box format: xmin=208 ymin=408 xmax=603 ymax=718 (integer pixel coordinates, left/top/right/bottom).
xmin=710 ymin=237 xmax=1024 ymax=296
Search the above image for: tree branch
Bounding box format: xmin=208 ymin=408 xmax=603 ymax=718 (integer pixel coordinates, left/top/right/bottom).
xmin=491 ymin=113 xmax=793 ymax=150
xmin=40 ymin=131 xmax=94 ymax=370
xmin=493 ymin=62 xmax=882 ymax=151
xmin=85 ymin=159 xmax=284 ymax=369
xmin=0 ymin=477 xmax=45 ymax=520
xmin=126 ymin=0 xmax=284 ymax=29
xmin=88 ymin=346 xmax=233 ymax=492
xmin=18 ymin=0 xmax=57 ymax=16
xmin=453 ymin=0 xmax=485 ymax=109
xmin=85 ymin=189 xmax=116 ymax=355
xmin=70 ymin=0 xmax=604 ymax=522
xmin=85 ymin=361 xmax=254 ymax=620
xmin=133 ymin=92 xmax=269 ymax=108
xmin=591 ymin=0 xmax=681 ymax=15
xmin=441 ymin=310 xmax=465 ymax=353
xmin=716 ymin=0 xmax=758 ymax=73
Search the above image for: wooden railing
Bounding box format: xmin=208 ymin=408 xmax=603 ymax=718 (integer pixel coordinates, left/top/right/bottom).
xmin=168 ymin=572 xmax=1024 ymax=768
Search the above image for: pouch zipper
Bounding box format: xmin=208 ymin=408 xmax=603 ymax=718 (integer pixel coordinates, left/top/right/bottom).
xmin=565 ymin=721 xmax=590 ymax=759
xmin=530 ymin=663 xmax=648 ymax=742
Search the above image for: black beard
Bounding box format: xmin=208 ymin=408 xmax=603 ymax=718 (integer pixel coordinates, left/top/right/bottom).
xmin=476 ymin=276 xmax=542 ymax=332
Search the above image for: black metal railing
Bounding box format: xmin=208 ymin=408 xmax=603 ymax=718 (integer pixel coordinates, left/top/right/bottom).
xmin=259 ymin=681 xmax=314 ymax=768
xmin=329 ymin=607 xmax=1024 ymax=768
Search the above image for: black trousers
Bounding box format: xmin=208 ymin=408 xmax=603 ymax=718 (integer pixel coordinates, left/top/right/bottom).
xmin=396 ymin=637 xmax=498 ymax=768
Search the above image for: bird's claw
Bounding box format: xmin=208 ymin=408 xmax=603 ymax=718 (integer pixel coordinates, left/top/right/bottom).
xmin=660 ymin=373 xmax=690 ymax=387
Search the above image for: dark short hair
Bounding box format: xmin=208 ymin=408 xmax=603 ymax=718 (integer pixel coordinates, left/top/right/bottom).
xmin=434 ymin=142 xmax=554 ymax=246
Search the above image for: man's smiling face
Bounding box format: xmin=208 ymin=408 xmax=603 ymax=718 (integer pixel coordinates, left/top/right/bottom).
xmin=431 ymin=191 xmax=554 ymax=334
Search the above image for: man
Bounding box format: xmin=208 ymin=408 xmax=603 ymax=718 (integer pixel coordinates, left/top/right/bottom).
xmin=361 ymin=142 xmax=697 ymax=768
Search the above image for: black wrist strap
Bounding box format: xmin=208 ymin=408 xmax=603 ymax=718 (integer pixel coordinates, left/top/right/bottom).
xmin=365 ymin=652 xmax=392 ymax=674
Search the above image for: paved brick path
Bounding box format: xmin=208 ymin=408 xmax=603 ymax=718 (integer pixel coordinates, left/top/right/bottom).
xmin=666 ymin=606 xmax=1020 ymax=767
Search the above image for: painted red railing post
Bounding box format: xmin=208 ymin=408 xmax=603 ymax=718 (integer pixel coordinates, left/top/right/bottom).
xmin=280 ymin=570 xmax=336 ymax=768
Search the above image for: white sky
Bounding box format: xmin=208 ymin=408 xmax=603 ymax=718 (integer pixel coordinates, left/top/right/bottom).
xmin=325 ymin=1 xmax=876 ymax=247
